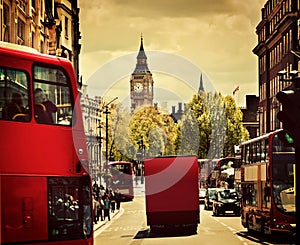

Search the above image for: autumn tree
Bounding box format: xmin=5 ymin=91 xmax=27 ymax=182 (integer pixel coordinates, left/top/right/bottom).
xmin=129 ymin=106 xmax=178 ymax=157
xmin=222 ymin=95 xmax=249 ymax=156
xmin=105 ymin=104 xmax=135 ymax=162
xmin=181 ymin=91 xmax=248 ymax=158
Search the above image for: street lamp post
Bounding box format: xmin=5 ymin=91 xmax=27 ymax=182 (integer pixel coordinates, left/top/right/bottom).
xmin=97 ymin=121 xmax=103 ymax=186
xmin=103 ymin=97 xmax=118 ymax=188
xmin=140 ymin=137 xmax=145 ymax=184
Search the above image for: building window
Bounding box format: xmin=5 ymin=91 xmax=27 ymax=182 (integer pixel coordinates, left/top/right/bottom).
xmin=17 ymin=18 xmax=25 ymax=45
xmin=31 ymin=0 xmax=36 ymax=9
xmin=31 ymin=32 xmax=35 ymax=48
xmin=40 ymin=40 xmax=44 ymax=53
xmin=18 ymin=0 xmax=26 ymax=12
xmin=3 ymin=3 xmax=10 ymax=42
xmin=65 ymin=16 xmax=69 ymax=39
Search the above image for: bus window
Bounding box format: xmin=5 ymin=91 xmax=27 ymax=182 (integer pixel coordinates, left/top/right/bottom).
xmin=261 ymin=140 xmax=266 ymax=161
xmin=242 ymin=183 xmax=257 ymax=206
xmin=245 ymin=144 xmax=250 ymax=164
xmin=33 ymin=65 xmax=73 ymax=125
xmin=265 ymin=139 xmax=269 ymax=160
xmin=0 ymin=67 xmax=30 ymax=122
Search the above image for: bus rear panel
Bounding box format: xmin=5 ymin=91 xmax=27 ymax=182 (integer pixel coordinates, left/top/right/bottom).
xmin=144 ymin=155 xmax=199 ymax=234
xmin=109 ymin=161 xmax=134 ymax=201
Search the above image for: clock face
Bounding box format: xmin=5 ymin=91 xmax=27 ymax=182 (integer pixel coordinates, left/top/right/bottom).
xmin=134 ymin=83 xmax=143 ymax=93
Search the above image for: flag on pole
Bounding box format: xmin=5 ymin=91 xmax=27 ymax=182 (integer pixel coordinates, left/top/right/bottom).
xmin=233 ymin=86 xmax=239 ymax=95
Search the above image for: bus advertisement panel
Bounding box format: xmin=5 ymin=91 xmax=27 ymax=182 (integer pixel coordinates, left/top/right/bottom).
xmin=240 ymin=129 xmax=296 ymax=236
xmin=0 ymin=43 xmax=93 ymax=244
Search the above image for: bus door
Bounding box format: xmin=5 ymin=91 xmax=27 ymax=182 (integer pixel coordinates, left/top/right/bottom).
xmin=1 ymin=176 xmax=48 ymax=243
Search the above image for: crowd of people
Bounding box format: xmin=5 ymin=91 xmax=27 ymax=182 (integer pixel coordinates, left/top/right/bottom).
xmin=92 ymin=183 xmax=122 ymax=224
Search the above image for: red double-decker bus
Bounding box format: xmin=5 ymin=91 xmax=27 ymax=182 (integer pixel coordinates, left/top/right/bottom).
xmin=199 ymin=157 xmax=237 ymax=189
xmin=0 ymin=42 xmax=93 ymax=244
xmin=108 ymin=161 xmax=134 ymax=201
xmin=240 ymin=129 xmax=296 ymax=235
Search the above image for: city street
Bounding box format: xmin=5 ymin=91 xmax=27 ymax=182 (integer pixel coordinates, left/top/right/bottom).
xmin=94 ymin=186 xmax=293 ymax=245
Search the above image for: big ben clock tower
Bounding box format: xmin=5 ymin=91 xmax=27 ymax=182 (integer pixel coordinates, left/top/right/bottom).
xmin=130 ymin=36 xmax=154 ymax=110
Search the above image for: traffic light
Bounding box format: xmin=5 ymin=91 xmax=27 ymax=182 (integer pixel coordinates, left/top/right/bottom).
xmin=276 ymin=88 xmax=300 ymax=145
xmin=277 ymin=130 xmax=294 ymax=147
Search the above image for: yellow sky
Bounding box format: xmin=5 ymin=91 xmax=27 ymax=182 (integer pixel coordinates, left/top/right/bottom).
xmin=78 ymin=0 xmax=266 ymax=109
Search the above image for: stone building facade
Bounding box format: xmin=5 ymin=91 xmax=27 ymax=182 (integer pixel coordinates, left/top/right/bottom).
xmin=253 ymin=0 xmax=300 ymax=134
xmin=0 ymin=0 xmax=81 ymax=84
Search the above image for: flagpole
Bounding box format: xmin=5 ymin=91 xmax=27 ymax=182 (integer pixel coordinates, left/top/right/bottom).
xmin=233 ymin=86 xmax=240 ymax=105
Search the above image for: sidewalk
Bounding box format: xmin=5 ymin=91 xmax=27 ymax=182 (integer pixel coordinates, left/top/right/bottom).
xmin=93 ymin=208 xmax=120 ymax=231
xmin=93 ymin=180 xmax=145 ymax=232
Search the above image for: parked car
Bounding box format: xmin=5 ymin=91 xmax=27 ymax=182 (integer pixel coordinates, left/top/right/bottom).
xmin=212 ymin=189 xmax=240 ymax=216
xmin=204 ymin=188 xmax=218 ymax=210
xmin=199 ymin=188 xmax=206 ymax=204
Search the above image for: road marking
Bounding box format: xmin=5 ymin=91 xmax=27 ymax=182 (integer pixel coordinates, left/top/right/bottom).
xmin=211 ymin=216 xmax=249 ymax=245
xmin=202 ymin=226 xmax=216 ymax=235
xmin=227 ymin=226 xmax=236 ymax=232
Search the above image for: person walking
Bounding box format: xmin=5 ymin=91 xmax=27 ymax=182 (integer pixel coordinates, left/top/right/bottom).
xmin=98 ymin=196 xmax=104 ymax=221
xmin=115 ymin=189 xmax=121 ymax=210
xmin=110 ymin=189 xmax=116 ymax=213
xmin=92 ymin=195 xmax=99 ymax=224
xmin=103 ymin=195 xmax=111 ymax=221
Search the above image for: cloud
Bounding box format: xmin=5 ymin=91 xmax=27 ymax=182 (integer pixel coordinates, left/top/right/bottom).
xmin=78 ymin=0 xmax=266 ymax=106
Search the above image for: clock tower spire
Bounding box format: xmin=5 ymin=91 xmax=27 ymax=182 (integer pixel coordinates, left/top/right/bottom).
xmin=130 ymin=35 xmax=154 ymax=110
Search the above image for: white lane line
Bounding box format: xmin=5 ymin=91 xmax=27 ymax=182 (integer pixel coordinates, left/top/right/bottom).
xmin=212 ymin=216 xmax=248 ymax=244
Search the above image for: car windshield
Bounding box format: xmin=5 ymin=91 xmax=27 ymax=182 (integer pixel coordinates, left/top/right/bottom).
xmin=209 ymin=190 xmax=216 ymax=198
xmin=219 ymin=190 xmax=238 ymax=199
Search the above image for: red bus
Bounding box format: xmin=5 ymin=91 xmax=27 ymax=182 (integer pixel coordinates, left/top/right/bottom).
xmin=0 ymin=42 xmax=93 ymax=244
xmin=144 ymin=156 xmax=199 ymax=234
xmin=199 ymin=157 xmax=237 ymax=189
xmin=108 ymin=161 xmax=134 ymax=201
xmin=240 ymin=129 xmax=296 ymax=235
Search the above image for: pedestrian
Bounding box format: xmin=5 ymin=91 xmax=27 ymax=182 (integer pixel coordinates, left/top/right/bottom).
xmin=103 ymin=195 xmax=111 ymax=221
xmin=99 ymin=185 xmax=105 ymax=199
xmin=92 ymin=195 xmax=99 ymax=224
xmin=110 ymin=189 xmax=116 ymax=213
xmin=93 ymin=182 xmax=100 ymax=199
xmin=115 ymin=188 xmax=121 ymax=210
xmin=98 ymin=196 xmax=104 ymax=221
